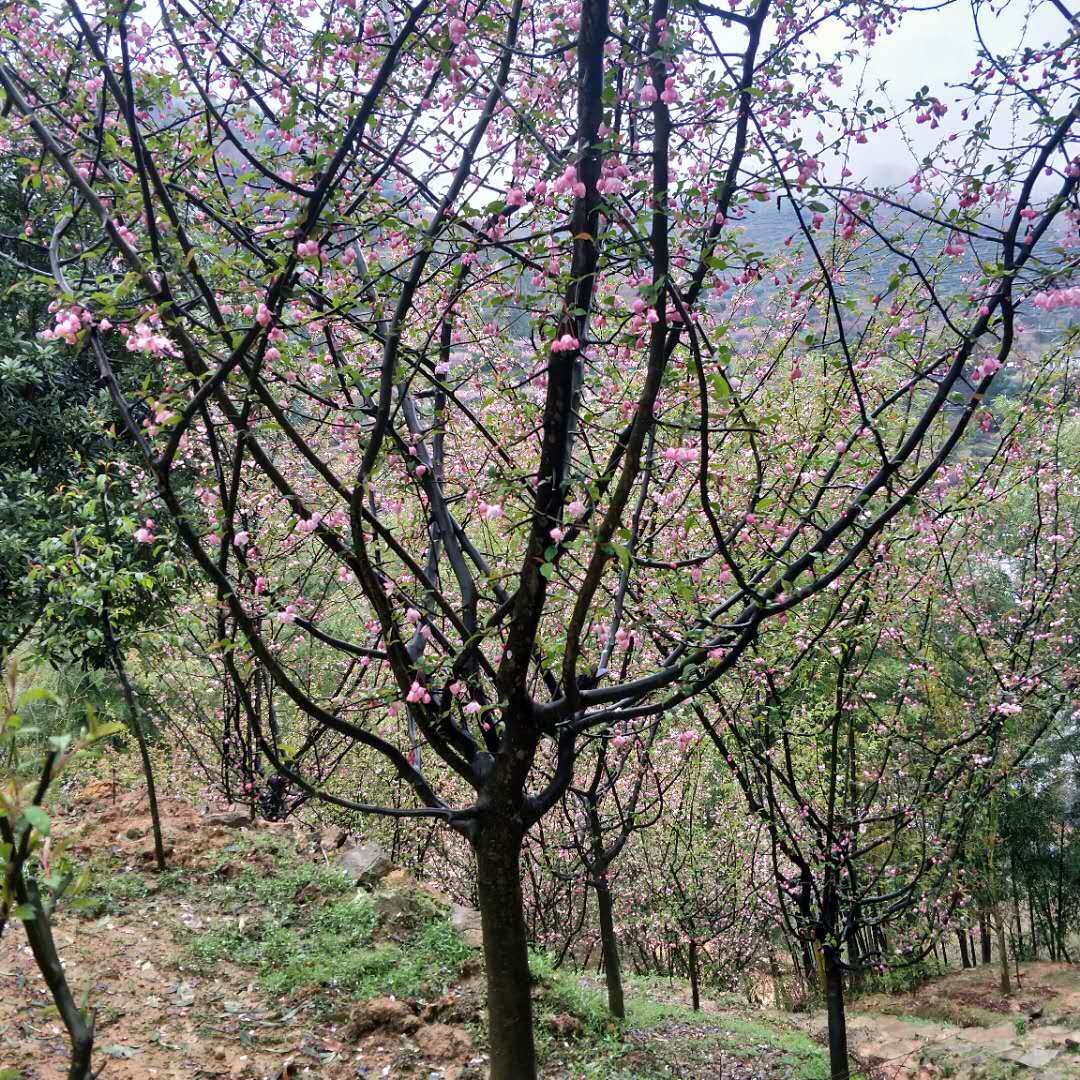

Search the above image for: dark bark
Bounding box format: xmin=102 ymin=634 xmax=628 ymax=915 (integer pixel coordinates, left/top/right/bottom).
xmin=20 ymin=879 xmax=94 ymax=1079
xmin=1028 ymin=891 xmax=1038 ymax=959
xmin=117 ymin=672 xmax=167 ymax=872
xmin=823 ymin=946 xmax=850 ymax=1080
xmin=100 ymin=497 xmax=166 ymax=871
xmin=475 ymin=826 xmax=536 ymax=1080
xmin=979 ymin=912 xmax=992 ymax=964
xmin=996 ymin=908 xmax=1012 ymax=996
xmin=956 ymin=929 xmax=971 ymax=969
xmin=688 ymin=938 xmax=701 ymax=1012
xmin=595 ymin=875 xmax=625 ymax=1018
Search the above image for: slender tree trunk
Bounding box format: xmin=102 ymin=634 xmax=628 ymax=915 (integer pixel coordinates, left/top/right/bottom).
xmin=474 ymin=827 xmax=536 ymax=1080
xmin=979 ymin=912 xmax=992 ymax=964
xmin=1010 ymin=865 xmax=1024 ymax=960
xmin=688 ymin=938 xmax=701 ymax=1011
xmin=1028 ymin=890 xmax=1038 ymax=959
xmin=847 ymin=920 xmax=863 ymax=995
xmin=968 ymin=931 xmax=977 ymax=965
xmin=995 ymin=906 xmax=1012 ymax=996
xmin=594 ymin=874 xmax=625 ymax=1018
xmin=823 ymin=946 xmax=850 ymax=1080
xmin=1058 ymin=819 xmax=1067 ymax=960
xmin=20 ymin=879 xmax=94 ymax=1079
xmin=956 ymin=929 xmax=971 ymax=968
xmin=99 ymin=495 xmax=166 ymax=872
xmin=123 ymin=688 xmax=167 ymax=872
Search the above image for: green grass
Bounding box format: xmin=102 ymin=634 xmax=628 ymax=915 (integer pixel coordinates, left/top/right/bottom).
xmin=709 ymin=1015 xmax=836 ymax=1080
xmin=529 ymin=952 xmax=845 ymax=1080
xmin=182 ymin=844 xmax=471 ymax=1003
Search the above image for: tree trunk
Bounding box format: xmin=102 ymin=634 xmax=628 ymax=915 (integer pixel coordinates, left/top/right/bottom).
xmin=968 ymin=931 xmax=977 ymax=965
xmin=100 ymin=496 xmax=166 ymax=872
xmin=20 ymin=879 xmax=94 ymax=1079
xmin=995 ymin=907 xmax=1012 ymax=996
xmin=475 ymin=828 xmax=536 ymax=1080
xmin=979 ymin=912 xmax=992 ymax=965
xmin=594 ymin=875 xmax=625 ymax=1019
xmin=688 ymin=938 xmax=701 ymax=1011
xmin=955 ymin=929 xmax=970 ymax=968
xmin=103 ymin=613 xmax=166 ymax=872
xmin=823 ymin=946 xmax=850 ymax=1080
xmin=1028 ymin=891 xmax=1038 ymax=959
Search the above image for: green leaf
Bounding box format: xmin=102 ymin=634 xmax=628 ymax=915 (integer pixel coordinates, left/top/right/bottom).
xmin=21 ymin=806 xmax=50 ymax=835
xmin=539 ymin=563 xmax=555 ymax=580
xmin=12 ymin=903 xmax=37 ymax=921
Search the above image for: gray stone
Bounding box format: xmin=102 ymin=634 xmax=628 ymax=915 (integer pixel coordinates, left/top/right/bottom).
xmin=1011 ymin=1046 xmax=1061 ymax=1069
xmin=449 ymin=904 xmax=483 ymax=949
xmin=205 ymin=810 xmax=251 ymax=827
xmin=338 ymin=842 xmax=392 ymax=885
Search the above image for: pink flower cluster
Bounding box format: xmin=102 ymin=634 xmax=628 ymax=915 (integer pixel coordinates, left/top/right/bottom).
xmin=1032 ymin=286 xmax=1080 ymax=310
xmin=133 ymin=518 xmax=156 ymax=544
xmin=41 ymin=304 xmax=90 ymax=345
xmin=971 ymin=355 xmax=1002 ymax=381
xmin=662 ymin=445 xmax=697 ymax=464
xmin=406 ymin=679 xmax=432 ymax=704
xmin=551 ymin=333 xmax=580 ymax=353
xmin=126 ymin=321 xmax=181 ymax=357
xmin=552 ymin=165 xmax=586 ymax=199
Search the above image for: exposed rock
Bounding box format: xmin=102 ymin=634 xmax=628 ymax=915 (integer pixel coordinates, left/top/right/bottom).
xmin=374 ymin=871 xmax=424 ymax=927
xmin=137 ymin=842 xmax=174 ymax=861
xmin=319 ymin=827 xmax=349 ymax=851
xmin=421 ymin=993 xmax=481 ymax=1026
xmin=545 ymin=1013 xmax=585 ymax=1040
xmin=449 ymin=903 xmax=483 ymax=949
xmin=347 ymin=996 xmax=420 ymax=1038
xmin=1009 ymin=1045 xmax=1060 ymax=1069
xmin=414 ymin=1023 xmax=474 ymax=1063
xmin=338 ymin=842 xmax=392 ymax=885
xmin=205 ymin=810 xmax=251 ymax=828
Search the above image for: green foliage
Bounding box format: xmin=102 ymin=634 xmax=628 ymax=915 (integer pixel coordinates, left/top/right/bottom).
xmin=857 ymin=955 xmax=946 ymax=997
xmin=529 ymin=956 xmax=844 ymax=1080
xmin=184 ymin=844 xmax=470 ymax=1002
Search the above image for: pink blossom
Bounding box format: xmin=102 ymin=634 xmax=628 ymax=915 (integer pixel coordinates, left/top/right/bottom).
xmin=406 ymin=680 xmax=431 ymax=704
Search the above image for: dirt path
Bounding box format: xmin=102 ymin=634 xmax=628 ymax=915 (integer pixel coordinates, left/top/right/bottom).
xmin=805 ymin=963 xmax=1080 ymax=1078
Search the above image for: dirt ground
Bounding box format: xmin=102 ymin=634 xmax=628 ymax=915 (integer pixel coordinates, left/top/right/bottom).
xmin=1 ymin=783 xmax=826 ymax=1080
xmin=0 ymin=783 xmax=487 ymax=1080
xmin=10 ymin=782 xmax=1079 ymax=1080
xmin=809 ymin=961 xmax=1080 ymax=1078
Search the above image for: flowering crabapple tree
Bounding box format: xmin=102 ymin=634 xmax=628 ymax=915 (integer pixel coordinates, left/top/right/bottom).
xmin=2 ymin=0 xmax=1077 ymax=1071
xmin=530 ymin=719 xmax=680 ymax=1017
xmin=632 ymin=748 xmax=772 ymax=1009
xmin=697 ymin=408 xmax=1080 ymax=1075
